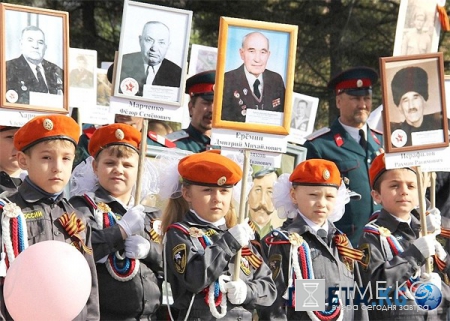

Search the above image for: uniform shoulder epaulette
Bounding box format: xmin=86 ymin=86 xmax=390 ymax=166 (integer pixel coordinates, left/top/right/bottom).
xmin=369 ymin=127 xmax=383 ymax=135
xmin=166 ymin=130 xmax=189 ymax=142
xmin=305 ymin=127 xmax=330 ymax=141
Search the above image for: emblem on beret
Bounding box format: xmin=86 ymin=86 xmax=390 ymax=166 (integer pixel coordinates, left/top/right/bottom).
xmin=234 ymin=91 xmax=240 ymax=98
xmin=243 ymin=88 xmax=248 ymax=95
xmin=115 ymin=129 xmax=125 ymax=140
xmin=217 ymin=176 xmax=227 ymax=186
xmin=323 ymin=169 xmax=330 ymax=180
xmin=43 ymin=119 xmax=53 ymax=130
xmin=356 ymin=79 xmax=363 ymax=87
xmin=289 ymin=232 xmax=303 ymax=246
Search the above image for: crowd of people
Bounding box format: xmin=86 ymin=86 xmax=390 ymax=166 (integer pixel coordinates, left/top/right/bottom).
xmin=1 ymin=38 xmax=450 ymax=321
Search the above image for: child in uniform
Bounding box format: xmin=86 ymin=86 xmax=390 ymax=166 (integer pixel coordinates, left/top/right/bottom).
xmin=0 ymin=115 xmax=99 ymax=320
xmin=261 ymin=159 xmax=368 ymax=320
xmin=358 ymin=153 xmax=449 ymax=320
xmin=0 ymin=126 xmax=23 ymax=194
xmin=162 ymin=150 xmax=276 ymax=320
xmin=70 ymin=123 xmax=163 ymax=320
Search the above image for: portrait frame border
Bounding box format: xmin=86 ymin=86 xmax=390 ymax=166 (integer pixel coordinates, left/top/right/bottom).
xmin=213 ymin=17 xmax=298 ymax=135
xmin=0 ymin=3 xmax=69 ymax=114
xmin=380 ymin=52 xmax=449 ymax=153
xmin=113 ymin=0 xmax=192 ymax=107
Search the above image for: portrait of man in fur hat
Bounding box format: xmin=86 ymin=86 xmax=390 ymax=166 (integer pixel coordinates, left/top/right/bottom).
xmin=389 ymin=66 xmax=444 ymax=148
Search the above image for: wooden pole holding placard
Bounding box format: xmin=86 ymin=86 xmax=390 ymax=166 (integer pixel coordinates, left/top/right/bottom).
xmin=430 ymin=172 xmax=436 ymax=208
xmin=233 ymin=149 xmax=251 ymax=281
xmin=416 ymin=166 xmax=433 ymax=273
xmin=134 ymin=120 xmax=148 ymax=204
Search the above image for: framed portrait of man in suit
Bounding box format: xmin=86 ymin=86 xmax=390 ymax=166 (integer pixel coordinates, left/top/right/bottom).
xmin=213 ymin=17 xmax=297 ymax=135
xmin=0 ymin=3 xmax=68 ymax=113
xmin=113 ymin=0 xmax=192 ymax=107
xmin=380 ymin=52 xmax=449 ymax=153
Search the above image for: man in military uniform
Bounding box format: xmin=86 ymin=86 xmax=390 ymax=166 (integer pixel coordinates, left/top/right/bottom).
xmin=221 ymin=32 xmax=285 ymax=122
xmin=166 ymin=70 xmax=215 ymax=153
xmin=6 ymin=26 xmax=63 ymax=105
xmin=303 ymin=67 xmax=383 ymax=246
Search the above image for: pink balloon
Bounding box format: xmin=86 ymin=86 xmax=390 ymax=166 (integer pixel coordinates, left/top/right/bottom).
xmin=4 ymin=240 xmax=92 ymax=321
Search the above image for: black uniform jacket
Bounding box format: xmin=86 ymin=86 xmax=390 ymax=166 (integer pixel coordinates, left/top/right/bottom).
xmin=70 ymin=186 xmax=163 ymax=321
xmin=358 ymin=209 xmax=450 ymax=320
xmin=0 ymin=179 xmax=100 ymax=321
xmin=164 ymin=210 xmax=276 ymax=321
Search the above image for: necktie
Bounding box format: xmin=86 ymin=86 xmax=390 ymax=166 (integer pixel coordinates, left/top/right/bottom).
xmin=35 ymin=66 xmax=49 ymax=93
xmin=253 ymin=79 xmax=261 ymax=99
xmin=359 ymin=129 xmax=367 ymax=150
xmin=146 ymin=65 xmax=155 ymax=85
xmin=317 ymin=229 xmax=328 ymax=244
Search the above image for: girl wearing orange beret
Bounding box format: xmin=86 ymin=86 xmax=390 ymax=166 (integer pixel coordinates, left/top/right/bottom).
xmin=160 ymin=150 xmax=276 ymax=320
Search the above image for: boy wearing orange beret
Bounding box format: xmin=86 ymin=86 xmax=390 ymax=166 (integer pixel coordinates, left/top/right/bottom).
xmin=0 ymin=126 xmax=23 ymax=194
xmin=260 ymin=159 xmax=368 ymax=320
xmin=70 ymin=123 xmax=164 ymax=320
xmin=358 ymin=153 xmax=450 ymax=320
xmin=0 ymin=115 xmax=99 ymax=320
xmin=161 ymin=150 xmax=276 ymax=320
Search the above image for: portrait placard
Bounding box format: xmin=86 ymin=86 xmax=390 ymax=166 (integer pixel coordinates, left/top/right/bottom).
xmin=113 ymin=0 xmax=192 ymax=107
xmin=287 ymin=92 xmax=319 ymax=145
xmin=69 ymin=48 xmax=97 ymax=109
xmin=0 ymin=3 xmax=68 ymax=113
xmin=392 ymin=0 xmax=440 ymax=56
xmin=213 ymin=17 xmax=298 ymax=135
xmin=188 ymin=44 xmax=217 ymax=76
xmin=380 ymin=53 xmax=449 ymax=153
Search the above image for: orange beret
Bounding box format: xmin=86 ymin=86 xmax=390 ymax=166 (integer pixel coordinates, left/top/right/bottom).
xmin=88 ymin=123 xmax=141 ymax=157
xmin=369 ymin=153 xmax=415 ymax=188
xmin=290 ymin=159 xmax=341 ymax=188
xmin=14 ymin=115 xmax=80 ymax=152
xmin=178 ymin=150 xmax=242 ymax=187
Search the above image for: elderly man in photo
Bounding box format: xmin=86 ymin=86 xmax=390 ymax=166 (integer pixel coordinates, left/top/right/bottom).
xmin=5 ymin=25 xmax=63 ymax=105
xmin=390 ymin=66 xmax=443 ymax=148
xmin=119 ymin=21 xmax=181 ymax=97
xmin=221 ymin=31 xmax=285 ymax=122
